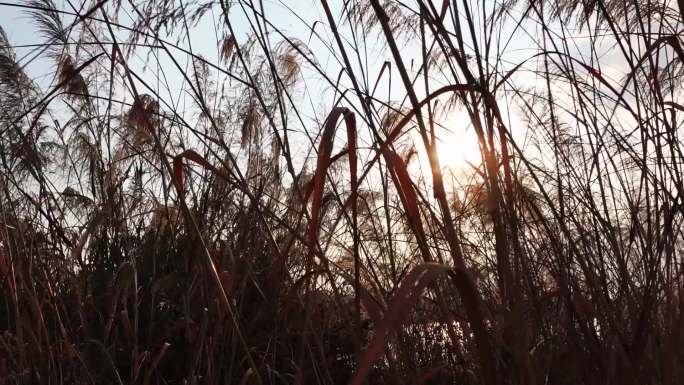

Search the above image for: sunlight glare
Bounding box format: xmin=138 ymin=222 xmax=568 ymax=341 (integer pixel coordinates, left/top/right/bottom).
xmin=435 ymin=128 xmax=481 ymax=170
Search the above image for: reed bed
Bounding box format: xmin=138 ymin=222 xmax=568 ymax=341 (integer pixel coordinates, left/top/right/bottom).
xmin=1 ymin=1 xmax=683 ymax=384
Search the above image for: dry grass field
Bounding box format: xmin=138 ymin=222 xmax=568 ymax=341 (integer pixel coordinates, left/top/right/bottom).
xmin=1 ymin=1 xmax=684 ymax=384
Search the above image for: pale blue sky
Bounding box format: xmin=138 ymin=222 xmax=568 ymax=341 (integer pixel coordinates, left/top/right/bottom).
xmin=0 ymin=0 xmax=629 ymax=179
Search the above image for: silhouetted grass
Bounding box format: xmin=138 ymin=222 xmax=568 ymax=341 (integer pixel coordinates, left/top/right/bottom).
xmin=1 ymin=1 xmax=684 ymax=384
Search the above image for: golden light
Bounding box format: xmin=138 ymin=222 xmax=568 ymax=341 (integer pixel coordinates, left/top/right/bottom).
xmin=435 ymin=128 xmax=481 ymax=170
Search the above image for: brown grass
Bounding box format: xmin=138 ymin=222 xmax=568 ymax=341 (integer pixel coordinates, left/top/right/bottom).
xmin=1 ymin=0 xmax=684 ymax=384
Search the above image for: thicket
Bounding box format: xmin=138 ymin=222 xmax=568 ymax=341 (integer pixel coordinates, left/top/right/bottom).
xmin=1 ymin=1 xmax=683 ymax=384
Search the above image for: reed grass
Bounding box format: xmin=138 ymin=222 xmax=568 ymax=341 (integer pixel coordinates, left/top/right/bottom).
xmin=1 ymin=1 xmax=684 ymax=384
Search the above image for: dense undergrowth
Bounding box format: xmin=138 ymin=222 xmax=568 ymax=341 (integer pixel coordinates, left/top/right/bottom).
xmin=1 ymin=0 xmax=684 ymax=384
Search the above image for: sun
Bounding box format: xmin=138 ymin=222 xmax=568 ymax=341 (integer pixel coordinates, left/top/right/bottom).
xmin=435 ymin=128 xmax=481 ymax=170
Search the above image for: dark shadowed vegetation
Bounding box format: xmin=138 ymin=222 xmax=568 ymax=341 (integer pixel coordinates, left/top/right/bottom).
xmin=1 ymin=0 xmax=684 ymax=384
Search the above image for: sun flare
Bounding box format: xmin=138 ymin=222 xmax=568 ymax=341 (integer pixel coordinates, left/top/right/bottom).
xmin=435 ymin=129 xmax=481 ymax=170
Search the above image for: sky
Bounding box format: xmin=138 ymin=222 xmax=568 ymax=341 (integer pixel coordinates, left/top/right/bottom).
xmin=1 ymin=2 xmax=54 ymax=86
xmin=0 ymin=0 xmax=634 ymax=189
